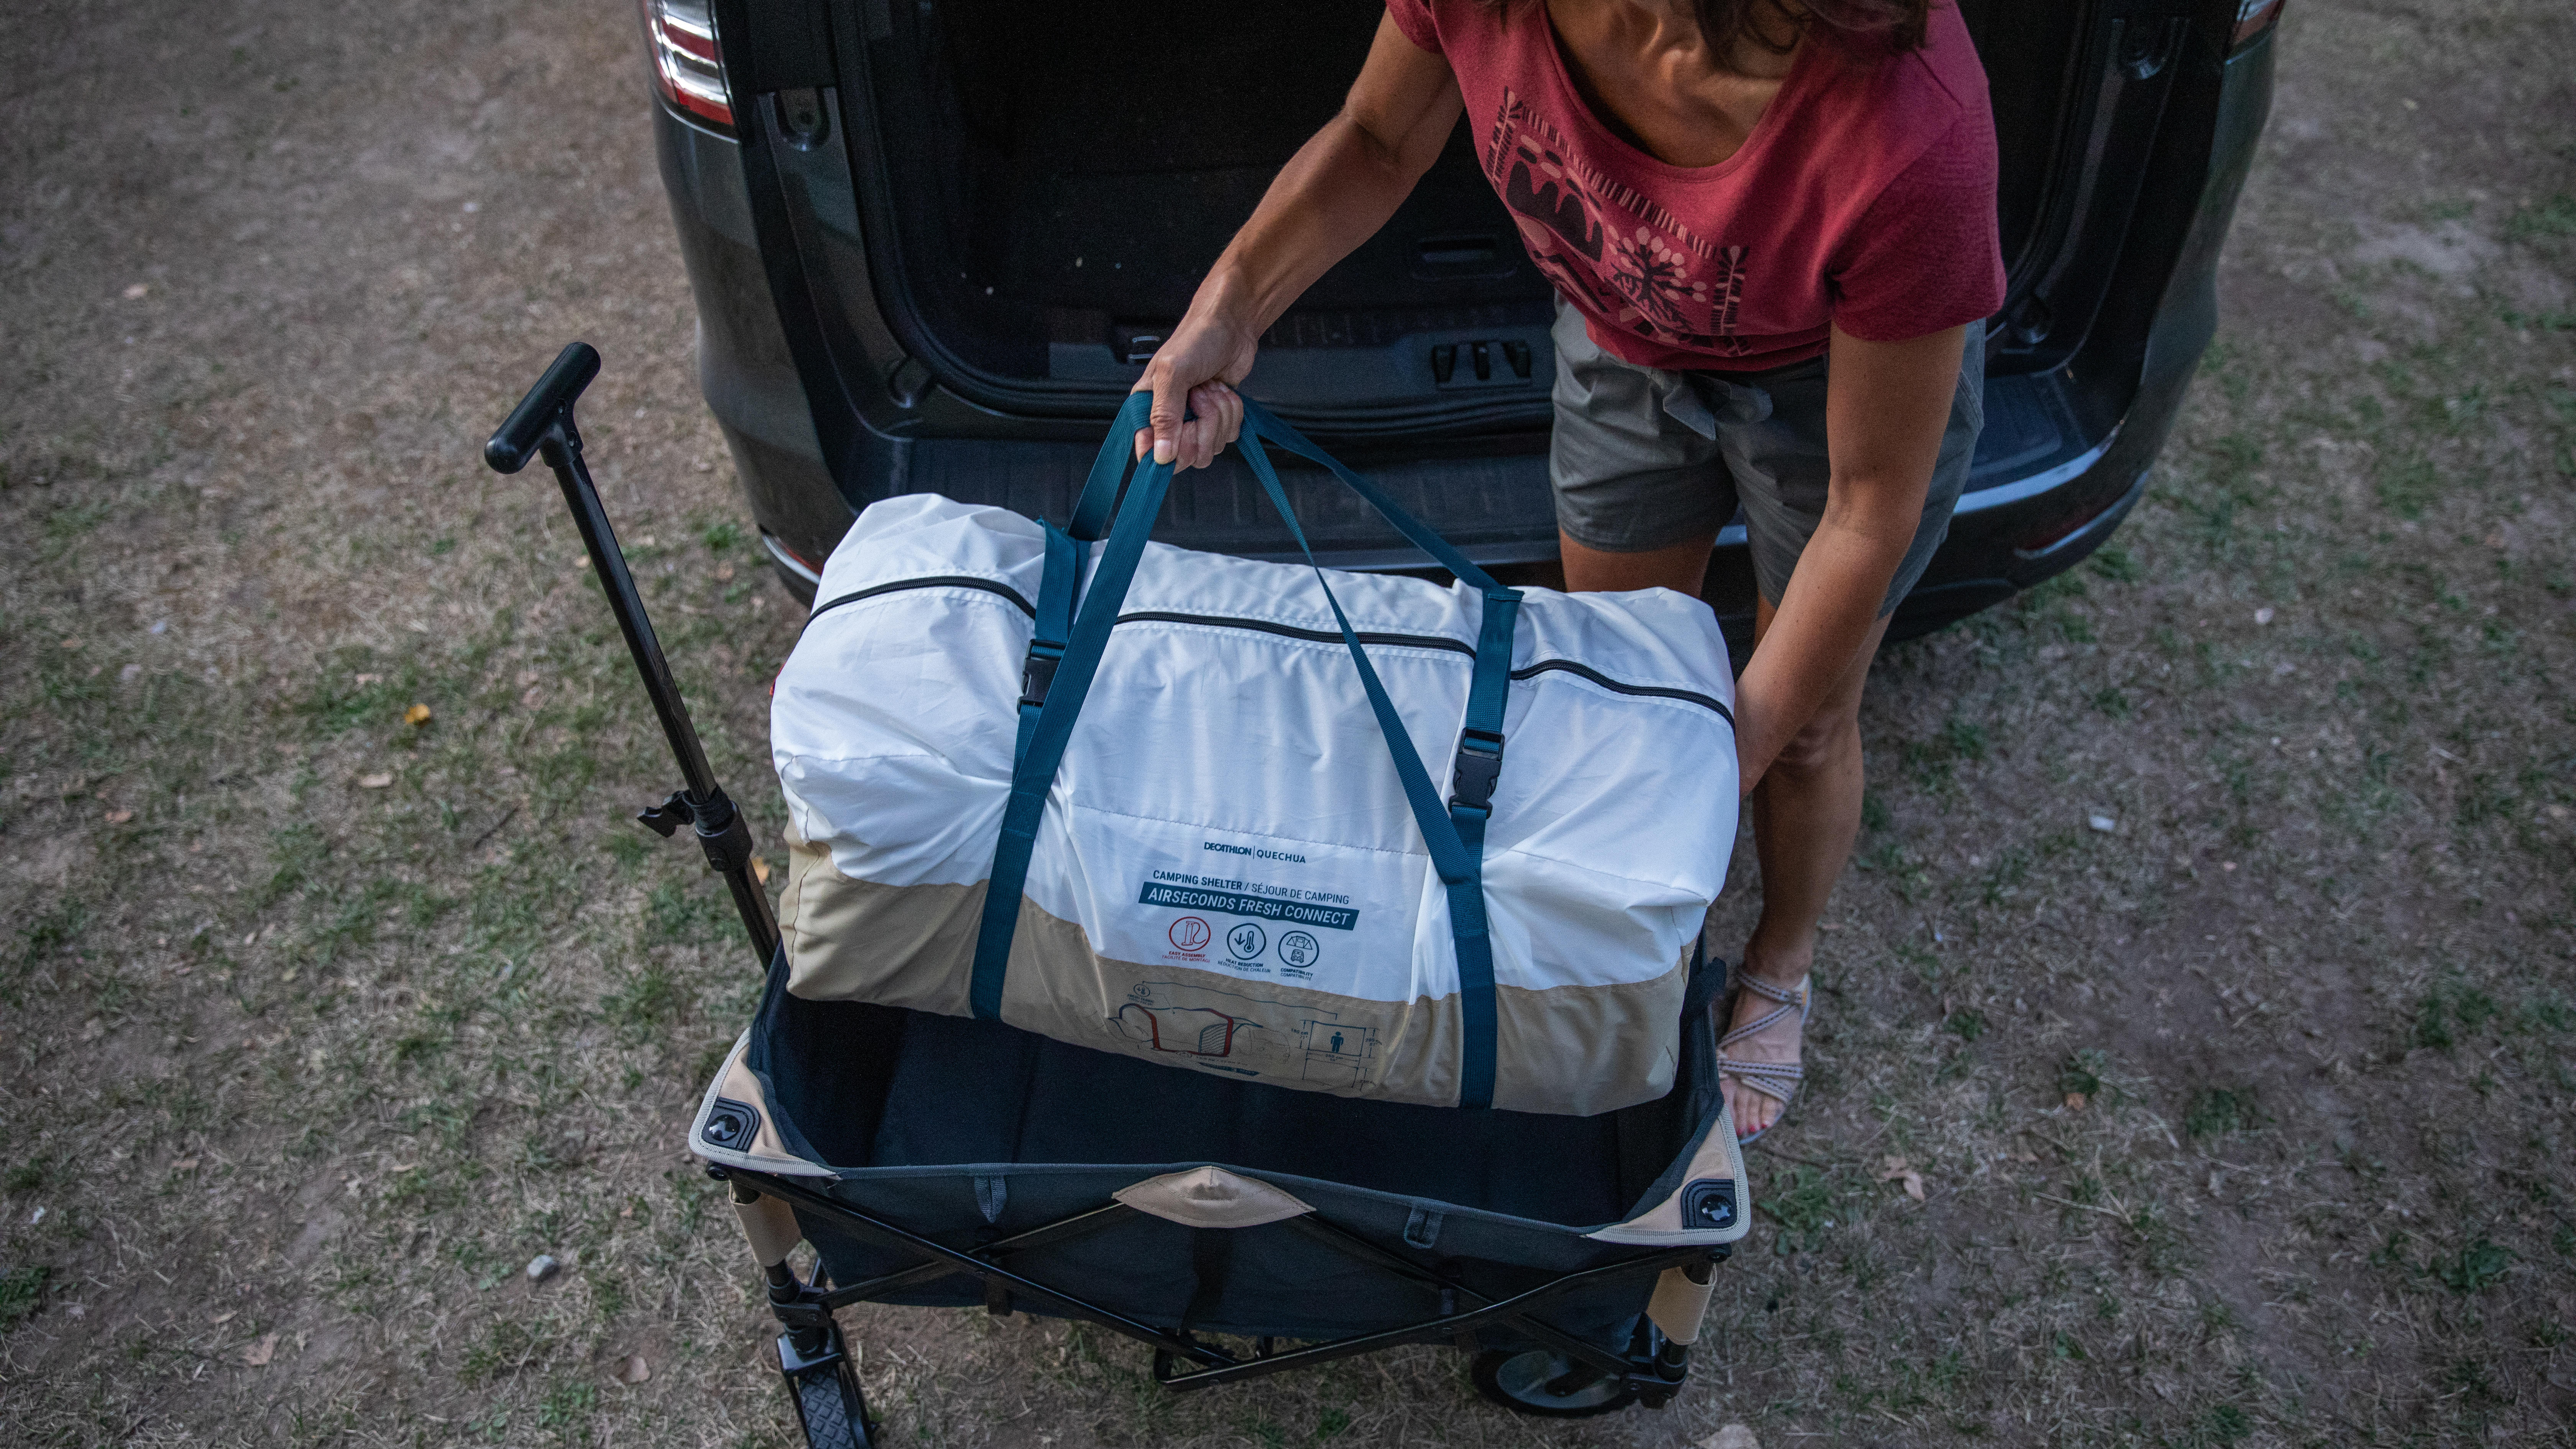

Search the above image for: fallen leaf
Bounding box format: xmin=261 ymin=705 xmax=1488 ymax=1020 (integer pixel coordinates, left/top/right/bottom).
xmin=105 ymin=808 xmax=135 ymax=824
xmin=404 ymin=703 xmax=432 ymax=727
xmin=716 ymin=562 xmax=736 ymax=582
xmin=212 ymin=1310 xmax=236 ymax=1326
xmin=521 ymin=686 xmax=543 ymax=708
xmin=1878 ymin=1156 xmax=1926 ymax=1201
xmin=358 ymin=772 xmax=394 ymax=789
xmin=1702 ymin=1425 xmax=1761 ymax=1449
xmin=81 ymin=1018 xmax=104 ymax=1042
xmin=243 ymin=1332 xmax=278 ymax=1367
xmin=123 ymin=282 xmax=150 ymax=299
xmin=752 ymin=855 xmax=771 ymax=884
xmin=172 ymin=1158 xmax=199 ymax=1171
xmin=619 ymin=1354 xmax=651 ymax=1385
xmin=60 ymin=637 xmax=82 ymax=650
xmin=573 ymin=556 xmax=591 ymax=570
xmin=2065 ymin=1091 xmax=2089 ymax=1112
xmin=2253 ymin=606 xmax=2275 ymax=625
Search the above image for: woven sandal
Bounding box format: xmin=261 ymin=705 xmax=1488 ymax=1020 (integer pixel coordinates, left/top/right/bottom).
xmin=1717 ymin=973 xmax=1809 ymax=1144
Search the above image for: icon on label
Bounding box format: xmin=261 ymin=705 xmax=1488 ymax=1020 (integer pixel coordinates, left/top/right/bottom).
xmin=1167 ymin=917 xmax=1212 ymax=952
xmin=1279 ymin=931 xmax=1320 ymax=968
xmin=1226 ymin=922 xmax=1267 ymax=961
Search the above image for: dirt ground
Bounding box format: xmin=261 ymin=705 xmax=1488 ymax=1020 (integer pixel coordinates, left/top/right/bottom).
xmin=2 ymin=1 xmax=2572 ymax=1445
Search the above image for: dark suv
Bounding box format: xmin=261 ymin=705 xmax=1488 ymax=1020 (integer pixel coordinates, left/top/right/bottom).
xmin=645 ymin=0 xmax=2280 ymax=644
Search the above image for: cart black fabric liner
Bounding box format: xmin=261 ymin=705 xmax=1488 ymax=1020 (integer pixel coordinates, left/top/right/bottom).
xmin=744 ymin=953 xmax=1727 ymax=1340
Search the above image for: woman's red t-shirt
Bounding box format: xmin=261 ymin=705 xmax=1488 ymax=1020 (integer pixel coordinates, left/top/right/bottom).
xmin=1384 ymin=0 xmax=2005 ymax=371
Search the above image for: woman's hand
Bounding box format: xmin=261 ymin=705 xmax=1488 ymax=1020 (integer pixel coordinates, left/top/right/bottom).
xmin=1124 ymin=12 xmax=1462 ymax=472
xmin=1130 ymin=307 xmax=1257 ymax=472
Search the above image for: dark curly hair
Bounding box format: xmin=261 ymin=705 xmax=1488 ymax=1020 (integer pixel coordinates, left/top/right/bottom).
xmin=1719 ymin=0 xmax=1929 ymax=56
xmin=1492 ymin=0 xmax=1932 ymax=64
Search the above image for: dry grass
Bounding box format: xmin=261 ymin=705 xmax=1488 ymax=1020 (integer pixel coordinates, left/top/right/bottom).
xmin=2 ymin=0 xmax=2572 ymax=1446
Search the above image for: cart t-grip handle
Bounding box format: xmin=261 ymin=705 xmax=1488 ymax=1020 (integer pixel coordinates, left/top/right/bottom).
xmin=485 ymin=340 xmax=601 ymax=473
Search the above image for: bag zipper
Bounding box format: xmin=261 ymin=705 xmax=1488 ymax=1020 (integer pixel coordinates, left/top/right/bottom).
xmin=808 ymin=582 xmax=1733 ymax=724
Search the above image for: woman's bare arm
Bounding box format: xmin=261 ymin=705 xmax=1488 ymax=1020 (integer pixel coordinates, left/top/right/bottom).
xmin=1135 ymin=16 xmax=1464 ymax=468
xmin=1731 ymin=322 xmax=1967 ymax=789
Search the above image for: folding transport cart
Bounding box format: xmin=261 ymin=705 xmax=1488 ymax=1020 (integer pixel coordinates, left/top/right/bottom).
xmin=486 ymin=343 xmax=1753 ymax=1446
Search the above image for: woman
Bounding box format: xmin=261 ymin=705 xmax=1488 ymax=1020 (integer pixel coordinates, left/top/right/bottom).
xmin=1135 ymin=0 xmax=1999 ymax=1140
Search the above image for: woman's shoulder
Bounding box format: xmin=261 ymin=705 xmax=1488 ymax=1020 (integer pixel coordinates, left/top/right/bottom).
xmin=1385 ymin=0 xmax=1522 ymax=56
xmin=1799 ymin=7 xmax=1993 ymax=168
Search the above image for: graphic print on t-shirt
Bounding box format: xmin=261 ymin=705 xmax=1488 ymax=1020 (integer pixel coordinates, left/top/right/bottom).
xmin=1485 ymin=87 xmax=1750 ymax=357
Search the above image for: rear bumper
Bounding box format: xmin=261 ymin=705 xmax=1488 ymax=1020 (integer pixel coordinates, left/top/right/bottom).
xmin=657 ymin=24 xmax=2272 ymax=635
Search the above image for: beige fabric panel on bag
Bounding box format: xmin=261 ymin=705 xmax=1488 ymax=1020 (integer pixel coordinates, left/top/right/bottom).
xmin=780 ymin=846 xmax=1692 ymax=1113
xmin=780 ymin=838 xmax=977 ymax=1017
xmin=998 ymin=900 xmax=1471 ymax=1108
xmin=1489 ymin=946 xmax=1689 ymax=1116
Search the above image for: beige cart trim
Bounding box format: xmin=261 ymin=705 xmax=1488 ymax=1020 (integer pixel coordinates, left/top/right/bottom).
xmin=686 ymin=1030 xmax=836 ymax=1178
xmin=1645 ymin=1263 xmax=1717 ymax=1343
xmin=1113 ymin=1167 xmax=1315 ymax=1229
xmin=1582 ymin=1097 xmax=1753 ymax=1246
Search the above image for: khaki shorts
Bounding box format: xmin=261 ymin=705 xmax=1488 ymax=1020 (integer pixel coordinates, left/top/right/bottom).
xmin=1548 ymin=303 xmax=1985 ymax=617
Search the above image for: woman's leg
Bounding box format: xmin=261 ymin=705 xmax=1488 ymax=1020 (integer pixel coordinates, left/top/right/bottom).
xmin=1556 ymin=532 xmax=1718 ymax=595
xmin=1723 ymin=595 xmax=1890 ymax=1138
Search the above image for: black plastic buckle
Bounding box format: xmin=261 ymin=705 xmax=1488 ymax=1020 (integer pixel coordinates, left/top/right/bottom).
xmin=1019 ymin=642 xmax=1064 ymax=710
xmin=1447 ymin=729 xmax=1505 ymax=815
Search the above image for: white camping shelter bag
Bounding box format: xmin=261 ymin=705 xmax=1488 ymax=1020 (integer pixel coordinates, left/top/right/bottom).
xmin=772 ymin=397 xmax=1739 ymax=1116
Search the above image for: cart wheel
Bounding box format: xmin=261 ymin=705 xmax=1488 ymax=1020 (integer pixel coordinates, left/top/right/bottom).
xmin=1471 ymin=1348 xmax=1640 ymax=1418
xmin=788 ymin=1357 xmax=874 ymax=1449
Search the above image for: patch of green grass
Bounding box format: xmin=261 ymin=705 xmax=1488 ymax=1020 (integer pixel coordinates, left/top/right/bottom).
xmin=293 ymin=653 xmax=409 ymax=737
xmin=642 ymin=880 xmax=731 ymax=946
xmin=701 ymin=519 xmax=745 ymax=552
xmin=456 ymin=1318 xmax=548 ymax=1386
xmin=2374 ymin=452 xmax=2440 ymax=519
xmin=12 ymin=901 xmax=88 ymax=1001
xmin=536 ymin=1377 xmax=596 ymax=1434
xmin=1944 ymin=1009 xmax=1987 ymax=1042
xmin=2182 ymin=1087 xmax=2264 ymax=1140
xmin=2414 ymin=976 xmax=2501 ymax=1050
xmin=2435 ymin=1236 xmax=2512 ymax=1294
xmin=1759 ymin=1165 xmax=1844 ymax=1254
xmin=2194 ymin=1402 xmax=2255 ymax=1445
xmin=604 ymin=961 xmax=684 ymax=1035
xmin=0 ymin=1265 xmax=49 ymax=1329
xmin=2089 ymin=543 xmax=2141 ymax=582
xmin=2504 ymin=192 xmax=2576 ymax=242
xmin=2058 ymin=1048 xmax=2110 ymax=1100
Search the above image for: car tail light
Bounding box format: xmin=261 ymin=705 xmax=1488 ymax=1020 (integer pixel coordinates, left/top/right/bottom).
xmin=643 ymin=0 xmax=733 ymax=133
xmin=2230 ymin=0 xmax=2284 ymax=49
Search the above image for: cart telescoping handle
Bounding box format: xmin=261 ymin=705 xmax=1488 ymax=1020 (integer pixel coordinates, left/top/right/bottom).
xmin=484 ymin=340 xmax=781 ymax=968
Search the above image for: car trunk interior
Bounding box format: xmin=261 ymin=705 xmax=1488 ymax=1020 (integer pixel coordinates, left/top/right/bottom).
xmin=855 ymin=0 xmax=2088 ymax=418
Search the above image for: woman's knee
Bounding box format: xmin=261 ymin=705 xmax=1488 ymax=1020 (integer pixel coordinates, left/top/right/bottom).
xmin=1768 ymin=709 xmax=1860 ymax=779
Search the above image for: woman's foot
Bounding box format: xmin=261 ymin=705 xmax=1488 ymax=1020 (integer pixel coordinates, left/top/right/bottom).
xmin=1717 ymin=950 xmax=1812 ymax=1141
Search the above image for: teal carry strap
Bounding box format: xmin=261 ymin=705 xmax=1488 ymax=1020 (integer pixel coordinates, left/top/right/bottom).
xmin=1233 ymin=407 xmax=1520 ymax=1109
xmin=971 ymin=393 xmax=1171 ymax=1020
